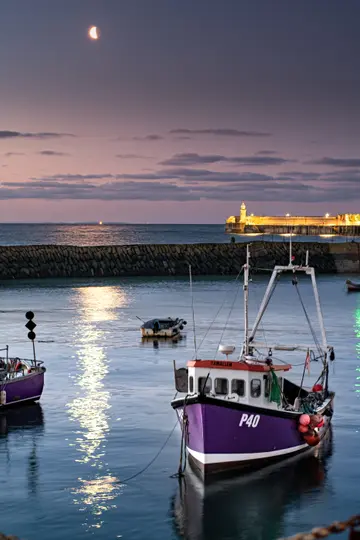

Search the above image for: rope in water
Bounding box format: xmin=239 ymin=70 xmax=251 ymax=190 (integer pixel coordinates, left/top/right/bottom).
xmin=278 ymin=514 xmax=360 ymax=539
xmin=118 ymin=420 xmax=178 ymax=484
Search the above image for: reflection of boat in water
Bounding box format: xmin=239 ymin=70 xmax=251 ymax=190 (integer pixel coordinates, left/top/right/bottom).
xmin=0 ymin=402 xmax=44 ymax=435
xmin=141 ymin=334 xmax=186 ymax=348
xmin=0 ymin=402 xmax=44 ymax=498
xmin=172 ymin=427 xmax=333 ymax=540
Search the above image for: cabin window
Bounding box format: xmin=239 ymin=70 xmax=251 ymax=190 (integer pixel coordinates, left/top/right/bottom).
xmin=198 ymin=376 xmax=212 ymax=394
xmin=231 ymin=379 xmax=245 ymax=397
xmin=214 ymin=378 xmax=228 ymax=395
xmin=189 ymin=376 xmax=194 ymax=393
xmin=251 ymin=379 xmax=261 ymax=398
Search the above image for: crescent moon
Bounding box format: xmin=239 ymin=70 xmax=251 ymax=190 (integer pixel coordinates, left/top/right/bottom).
xmin=89 ymin=26 xmax=99 ymax=40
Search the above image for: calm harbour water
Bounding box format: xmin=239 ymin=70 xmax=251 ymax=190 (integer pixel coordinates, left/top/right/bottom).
xmin=0 ymin=272 xmax=359 ymax=540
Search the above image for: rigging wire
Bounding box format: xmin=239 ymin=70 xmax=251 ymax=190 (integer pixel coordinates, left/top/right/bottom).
xmin=214 ymin=277 xmax=243 ymax=358
xmin=189 ymin=265 xmax=197 ymax=359
xmin=247 ymin=268 xmax=269 ymax=350
xmin=253 ymin=346 xmax=307 ymax=366
xmin=293 ymin=280 xmax=323 ymax=357
xmin=191 ymin=267 xmax=243 ymax=359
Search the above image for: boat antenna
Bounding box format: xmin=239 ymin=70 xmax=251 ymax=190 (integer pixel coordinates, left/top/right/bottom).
xmin=243 ymin=244 xmax=250 ymax=356
xmin=189 ymin=265 xmax=198 ymax=359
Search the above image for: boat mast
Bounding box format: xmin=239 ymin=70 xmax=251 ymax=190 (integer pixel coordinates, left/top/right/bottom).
xmin=243 ymin=244 xmax=250 ymax=356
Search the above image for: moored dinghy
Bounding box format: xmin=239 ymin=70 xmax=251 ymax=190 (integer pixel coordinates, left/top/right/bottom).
xmin=346 ymin=279 xmax=360 ymax=292
xmin=140 ymin=317 xmax=187 ymax=338
xmin=171 ymin=246 xmax=335 ymax=479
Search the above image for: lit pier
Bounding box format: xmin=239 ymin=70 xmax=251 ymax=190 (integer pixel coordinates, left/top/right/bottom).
xmin=225 ymin=202 xmax=360 ymax=237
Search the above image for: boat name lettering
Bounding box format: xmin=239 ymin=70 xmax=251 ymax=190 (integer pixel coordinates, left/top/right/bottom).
xmin=210 ymin=361 xmax=232 ymax=367
xmin=239 ymin=413 xmax=260 ymax=428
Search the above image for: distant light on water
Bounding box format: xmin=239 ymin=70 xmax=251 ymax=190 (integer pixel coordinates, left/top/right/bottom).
xmin=98 ymin=221 xmax=103 ymax=225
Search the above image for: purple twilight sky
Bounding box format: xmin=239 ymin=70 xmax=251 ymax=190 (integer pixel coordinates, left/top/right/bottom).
xmin=1 ymin=0 xmax=360 ymax=223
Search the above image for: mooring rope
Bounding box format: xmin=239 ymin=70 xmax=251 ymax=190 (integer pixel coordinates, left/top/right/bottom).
xmin=278 ymin=514 xmax=360 ymax=539
xmin=118 ymin=420 xmax=178 ymax=484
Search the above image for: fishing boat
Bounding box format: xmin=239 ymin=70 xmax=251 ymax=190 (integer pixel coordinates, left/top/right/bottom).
xmin=0 ymin=311 xmax=46 ymax=408
xmin=171 ymin=246 xmax=335 ymax=479
xmin=140 ymin=317 xmax=187 ymax=338
xmin=0 ymin=348 xmax=45 ymax=408
xmin=346 ymin=279 xmax=360 ymax=292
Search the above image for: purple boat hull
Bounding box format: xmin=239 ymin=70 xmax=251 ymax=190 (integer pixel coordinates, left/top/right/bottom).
xmin=172 ymin=395 xmax=333 ymax=477
xmin=0 ymin=369 xmax=45 ymax=408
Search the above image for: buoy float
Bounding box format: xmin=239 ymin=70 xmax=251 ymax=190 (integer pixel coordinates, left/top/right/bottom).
xmin=303 ymin=432 xmax=320 ymax=446
xmin=298 ymin=413 xmax=324 ymax=446
xmin=299 ymin=414 xmax=311 ymax=426
xmin=309 ymin=413 xmax=322 ymax=428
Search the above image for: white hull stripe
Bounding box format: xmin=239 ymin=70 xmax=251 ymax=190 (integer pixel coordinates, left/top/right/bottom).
xmin=187 ymin=444 xmax=308 ymax=465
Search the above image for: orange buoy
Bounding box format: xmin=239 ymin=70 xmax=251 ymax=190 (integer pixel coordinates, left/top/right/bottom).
xmin=303 ymin=428 xmax=320 ymax=446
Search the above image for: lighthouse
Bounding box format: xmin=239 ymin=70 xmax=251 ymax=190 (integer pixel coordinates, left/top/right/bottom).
xmin=240 ymin=201 xmax=247 ymax=223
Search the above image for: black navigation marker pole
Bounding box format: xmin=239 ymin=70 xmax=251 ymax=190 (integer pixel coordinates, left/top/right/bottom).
xmin=25 ymin=311 xmax=37 ymax=364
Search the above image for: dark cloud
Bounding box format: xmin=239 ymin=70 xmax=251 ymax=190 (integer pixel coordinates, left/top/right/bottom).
xmin=256 ymin=150 xmax=277 ymax=155
xmin=159 ymin=153 xmax=292 ymax=167
xmin=0 ymin=131 xmax=74 ymax=139
xmin=278 ymin=171 xmax=322 ymax=180
xmin=308 ymin=157 xmax=360 ymax=167
xmin=38 ymin=150 xmax=70 ymax=156
xmin=116 ymin=154 xmax=150 ymax=159
xmin=35 ymin=173 xmax=116 ymax=182
xmin=4 ymin=152 xmax=25 ymax=157
xmin=17 ymin=165 xmax=360 ymax=204
xmin=31 ymin=168 xmax=302 ymax=185
xmin=0 ymin=180 xmax=196 ymax=202
xmin=0 ymin=176 xmax=353 ymax=204
xmin=160 ymin=168 xmax=274 ymax=183
xmin=132 ymin=134 xmax=163 ymax=141
xmin=169 ymin=128 xmax=271 ymax=138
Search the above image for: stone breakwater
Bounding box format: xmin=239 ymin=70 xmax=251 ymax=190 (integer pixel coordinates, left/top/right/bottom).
xmin=0 ymin=242 xmax=359 ymax=280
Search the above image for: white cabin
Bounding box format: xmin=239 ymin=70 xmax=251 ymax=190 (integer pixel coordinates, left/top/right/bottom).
xmin=186 ymin=359 xmax=291 ymax=410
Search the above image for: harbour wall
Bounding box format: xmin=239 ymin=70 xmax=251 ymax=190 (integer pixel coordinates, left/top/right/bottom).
xmin=225 ymin=223 xmax=360 ymax=236
xmin=0 ymin=242 xmax=359 ymax=280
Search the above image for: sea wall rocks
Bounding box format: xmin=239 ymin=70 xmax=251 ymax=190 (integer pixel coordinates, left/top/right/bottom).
xmin=0 ymin=242 xmax=359 ymax=280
